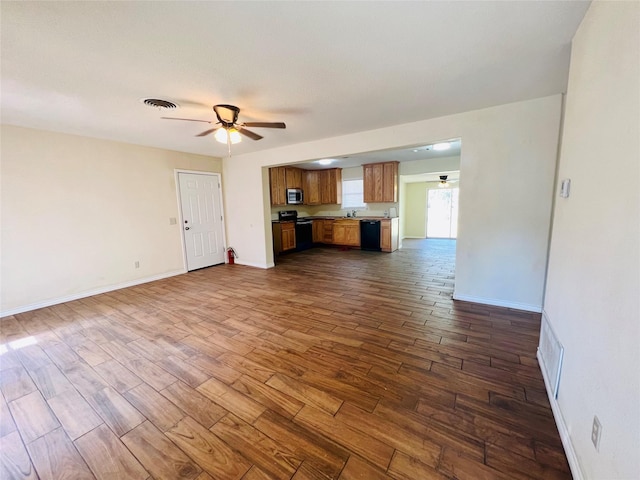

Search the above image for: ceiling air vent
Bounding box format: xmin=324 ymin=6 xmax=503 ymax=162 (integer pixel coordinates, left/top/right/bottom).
xmin=141 ymin=98 xmax=178 ymax=109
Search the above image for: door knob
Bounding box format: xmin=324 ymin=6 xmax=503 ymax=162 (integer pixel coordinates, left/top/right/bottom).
xmin=185 ymin=227 xmax=190 ymax=230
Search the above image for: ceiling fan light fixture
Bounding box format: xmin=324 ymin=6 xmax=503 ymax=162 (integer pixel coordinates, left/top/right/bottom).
xmin=214 ymin=127 xmax=242 ymax=145
xmin=433 ymin=142 xmax=451 ymax=151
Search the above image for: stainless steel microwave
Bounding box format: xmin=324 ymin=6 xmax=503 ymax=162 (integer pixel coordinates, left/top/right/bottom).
xmin=287 ymin=188 xmax=303 ymax=204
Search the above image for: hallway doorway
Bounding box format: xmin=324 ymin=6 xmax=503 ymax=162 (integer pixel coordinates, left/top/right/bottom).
xmin=426 ymin=187 xmax=459 ymax=238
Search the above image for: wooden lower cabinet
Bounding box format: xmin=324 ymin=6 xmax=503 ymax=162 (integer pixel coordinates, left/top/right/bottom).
xmin=332 ymin=220 xmax=360 ymax=247
xmin=380 ymin=218 xmax=399 ymax=252
xmin=322 ymin=219 xmax=334 ymax=244
xmin=272 ymin=222 xmax=296 ymax=255
xmin=277 ymin=217 xmax=397 ymax=254
xmin=281 ymin=222 xmax=296 ymax=251
xmin=312 ymin=219 xmax=324 ymax=243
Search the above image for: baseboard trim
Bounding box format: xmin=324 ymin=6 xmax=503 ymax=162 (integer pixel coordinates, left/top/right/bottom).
xmin=452 ymin=293 xmax=542 ymax=313
xmin=234 ymin=260 xmax=271 ymax=269
xmin=537 ymin=348 xmax=584 ymax=480
xmin=0 ymin=269 xmax=186 ymax=318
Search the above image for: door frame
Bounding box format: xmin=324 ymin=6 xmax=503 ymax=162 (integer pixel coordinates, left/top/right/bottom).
xmin=174 ymin=169 xmax=227 ymax=271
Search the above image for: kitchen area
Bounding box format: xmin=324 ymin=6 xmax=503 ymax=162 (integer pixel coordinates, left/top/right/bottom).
xmin=270 ymin=162 xmax=400 ymax=258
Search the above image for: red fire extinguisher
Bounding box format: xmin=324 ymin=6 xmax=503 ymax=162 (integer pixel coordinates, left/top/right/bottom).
xmin=226 ymin=247 xmax=237 ymax=265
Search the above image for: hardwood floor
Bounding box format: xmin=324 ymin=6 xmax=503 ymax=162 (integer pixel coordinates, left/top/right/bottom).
xmin=0 ymin=239 xmax=570 ymax=479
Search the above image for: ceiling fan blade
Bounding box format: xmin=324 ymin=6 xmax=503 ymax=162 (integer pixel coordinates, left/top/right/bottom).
xmin=238 ymin=128 xmax=263 ymax=141
xmin=161 ymin=117 xmax=212 ymax=123
xmin=195 ymin=127 xmax=221 ymax=137
xmin=242 ymin=122 xmax=286 ymax=129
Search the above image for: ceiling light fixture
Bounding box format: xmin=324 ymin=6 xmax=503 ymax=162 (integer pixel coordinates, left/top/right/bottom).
xmin=438 ymin=175 xmax=450 ymax=188
xmin=214 ymin=127 xmax=242 ymax=145
xmin=318 ymin=159 xmax=333 ymax=165
xmin=433 ymin=142 xmax=451 ymax=151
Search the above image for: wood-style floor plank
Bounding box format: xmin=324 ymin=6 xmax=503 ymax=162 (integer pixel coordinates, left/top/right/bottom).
xmin=121 ymin=421 xmax=202 ymax=480
xmin=47 ymin=389 xmax=103 ymax=440
xmin=164 ymin=416 xmax=251 ymax=480
xmin=9 ymin=390 xmax=60 ymax=444
xmin=0 ymin=239 xmax=570 ymax=479
xmin=159 ymin=381 xmax=228 ymax=429
xmin=209 ymin=414 xmax=301 ymax=480
xmin=253 ymin=409 xmax=349 ymax=479
xmin=0 ymin=431 xmax=38 ymax=480
xmin=295 ymin=405 xmax=395 ymax=471
xmin=338 ymin=455 xmax=393 ymax=480
xmin=74 ymin=424 xmax=148 ymax=479
xmin=25 ymin=428 xmax=94 ymax=479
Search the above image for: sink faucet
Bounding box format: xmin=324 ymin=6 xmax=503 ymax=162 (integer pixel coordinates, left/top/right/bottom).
xmin=352 ymin=210 xmax=357 ymax=218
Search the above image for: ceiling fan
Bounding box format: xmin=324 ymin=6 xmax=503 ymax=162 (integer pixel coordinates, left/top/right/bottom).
xmin=162 ymin=104 xmax=286 ymax=145
xmin=438 ymin=175 xmax=459 ymax=187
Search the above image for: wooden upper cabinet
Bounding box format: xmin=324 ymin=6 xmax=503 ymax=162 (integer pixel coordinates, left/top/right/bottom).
xmin=363 ymin=161 xmax=398 ymax=203
xmin=285 ymin=167 xmax=303 ymax=189
xmin=382 ymin=162 xmax=398 ymax=202
xmin=319 ymin=169 xmax=342 ymax=205
xmin=272 ymin=166 xmax=342 ymax=206
xmin=269 ymin=167 xmax=287 ymax=206
xmin=304 ymin=170 xmax=320 ymax=205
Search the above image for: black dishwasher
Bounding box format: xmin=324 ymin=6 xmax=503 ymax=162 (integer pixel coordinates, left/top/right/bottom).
xmin=360 ymin=220 xmax=381 ymax=251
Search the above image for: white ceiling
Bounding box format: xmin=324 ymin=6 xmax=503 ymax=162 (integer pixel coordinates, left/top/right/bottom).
xmin=1 ymin=1 xmax=590 ymax=162
xmin=295 ymin=138 xmax=462 ymax=170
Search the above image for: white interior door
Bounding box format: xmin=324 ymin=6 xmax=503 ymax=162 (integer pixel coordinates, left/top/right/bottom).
xmin=178 ymin=172 xmax=225 ymax=270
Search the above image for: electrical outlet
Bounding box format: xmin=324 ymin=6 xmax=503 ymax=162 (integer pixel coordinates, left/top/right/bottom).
xmin=591 ymin=415 xmax=602 ymax=451
xmin=135 ymin=261 xmax=140 ymax=269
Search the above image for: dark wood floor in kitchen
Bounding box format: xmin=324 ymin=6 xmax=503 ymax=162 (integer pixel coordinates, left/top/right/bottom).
xmin=0 ymin=239 xmax=571 ymax=480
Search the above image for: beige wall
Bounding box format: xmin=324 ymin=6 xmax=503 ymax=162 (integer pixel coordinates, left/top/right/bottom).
xmin=402 ymin=181 xmax=445 ymax=238
xmin=1 ymin=125 xmax=220 ymax=314
xmin=542 ymin=2 xmax=639 ymax=478
xmin=224 ymin=95 xmax=561 ymax=312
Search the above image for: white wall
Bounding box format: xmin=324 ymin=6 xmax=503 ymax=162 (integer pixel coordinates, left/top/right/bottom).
xmin=1 ymin=125 xmax=220 ymax=315
xmin=542 ymin=2 xmax=640 ymax=479
xmin=223 ymin=95 xmax=561 ymax=312
xmin=398 ymin=155 xmax=460 ymax=176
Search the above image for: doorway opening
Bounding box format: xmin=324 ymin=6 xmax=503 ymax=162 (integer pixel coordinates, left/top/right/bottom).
xmin=426 ymin=187 xmax=459 ymax=239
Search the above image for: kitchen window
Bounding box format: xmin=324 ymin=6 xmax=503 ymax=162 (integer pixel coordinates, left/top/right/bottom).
xmin=342 ymin=179 xmax=366 ymax=208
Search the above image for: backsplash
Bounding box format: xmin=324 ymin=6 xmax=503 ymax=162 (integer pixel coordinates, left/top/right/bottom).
xmin=271 ymin=203 xmax=398 ymax=220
